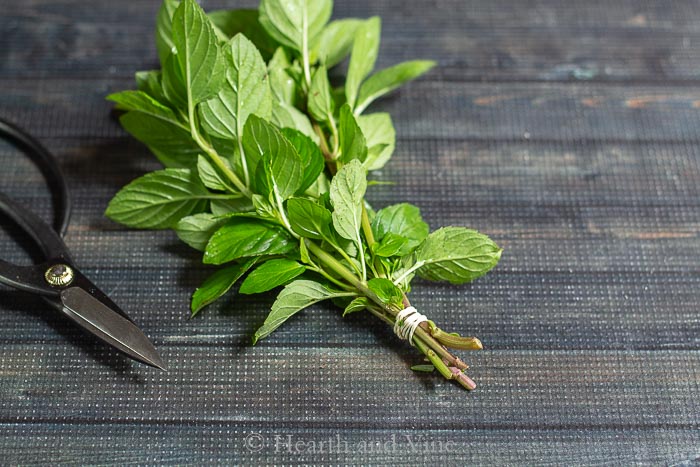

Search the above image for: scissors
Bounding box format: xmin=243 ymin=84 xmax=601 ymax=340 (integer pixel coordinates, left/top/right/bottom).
xmin=0 ymin=117 xmax=165 ymax=370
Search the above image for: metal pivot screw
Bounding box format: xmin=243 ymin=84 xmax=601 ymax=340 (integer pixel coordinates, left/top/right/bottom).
xmin=45 ymin=264 xmax=74 ymax=287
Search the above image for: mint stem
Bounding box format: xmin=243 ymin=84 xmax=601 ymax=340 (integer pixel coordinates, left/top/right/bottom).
xmin=306 ymin=238 xmax=473 ymax=383
xmin=187 ymin=98 xmax=251 ymax=198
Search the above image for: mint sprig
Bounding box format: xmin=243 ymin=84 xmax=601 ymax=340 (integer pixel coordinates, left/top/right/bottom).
xmin=106 ymin=0 xmax=502 ymax=391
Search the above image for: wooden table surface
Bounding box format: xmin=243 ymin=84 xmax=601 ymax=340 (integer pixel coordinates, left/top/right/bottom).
xmin=1 ymin=1 xmax=699 ymax=465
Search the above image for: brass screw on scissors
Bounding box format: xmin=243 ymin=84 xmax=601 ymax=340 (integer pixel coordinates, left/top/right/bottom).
xmin=45 ymin=264 xmax=74 ymax=287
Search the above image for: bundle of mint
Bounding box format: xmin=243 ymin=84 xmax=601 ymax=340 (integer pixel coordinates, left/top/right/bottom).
xmin=106 ymin=0 xmax=502 ymax=390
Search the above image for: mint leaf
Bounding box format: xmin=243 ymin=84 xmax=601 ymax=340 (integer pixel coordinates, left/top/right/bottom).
xmin=211 ymin=197 xmax=254 ymax=215
xmin=108 ymin=90 xmax=184 ymax=127
xmin=191 ymin=258 xmax=257 ymax=316
xmin=367 ymin=278 xmax=403 ymax=307
xmin=196 ymin=155 xmax=236 ymax=192
xmin=271 ymin=101 xmax=316 ymax=140
xmin=242 ymin=114 xmax=298 ymax=185
xmin=208 ymin=9 xmax=279 ymax=60
xmin=330 ymin=160 xmax=367 ymax=249
xmin=175 ymin=212 xmax=229 ymax=251
xmin=345 ymin=17 xmax=381 ymax=108
xmin=307 ymin=66 xmax=334 ymax=124
xmin=303 ymin=172 xmax=330 ymax=198
xmin=253 ymin=279 xmax=351 ymax=343
xmin=416 ymin=227 xmax=502 ymax=284
xmin=107 ymin=89 xmax=202 ymax=168
xmin=372 ymin=232 xmax=409 ymax=257
xmin=268 ymin=47 xmax=295 ymax=104
xmin=134 ymin=71 xmax=169 ymax=105
xmin=287 ymin=197 xmax=333 ymax=240
xmin=342 ymin=296 xmax=369 ymax=316
xmin=258 ymin=0 xmax=332 ymax=53
xmin=338 ymin=104 xmax=368 ymax=163
xmin=355 ymin=60 xmax=435 ymax=114
xmin=117 ymin=111 xmax=198 ymax=168
xmin=172 ymin=0 xmax=225 ymax=104
xmin=254 ymin=142 xmax=303 ymax=201
xmin=239 ymin=259 xmax=306 ymax=294
xmin=199 ymin=33 xmax=272 ymax=141
xmin=280 ymin=128 xmax=325 ymax=194
xmin=161 ymin=52 xmax=188 ymax=109
xmin=357 ymin=113 xmax=395 ymax=170
xmin=410 ymin=364 xmax=435 ymax=373
xmin=155 ymin=0 xmax=179 ymax=65
xmin=316 ymin=19 xmax=362 ymax=68
xmin=105 ymin=168 xmax=209 ymax=229
xmin=373 ymin=203 xmax=429 ymax=256
xmin=204 ymin=219 xmax=294 ymax=265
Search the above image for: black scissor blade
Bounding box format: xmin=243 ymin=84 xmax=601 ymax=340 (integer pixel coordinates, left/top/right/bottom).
xmin=59 ymin=287 xmax=166 ymax=370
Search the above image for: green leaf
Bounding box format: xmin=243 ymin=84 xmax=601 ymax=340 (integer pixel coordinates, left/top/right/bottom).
xmin=196 ymin=155 xmax=236 ymax=191
xmin=307 ymin=66 xmax=334 ymax=123
xmin=161 ymin=52 xmax=188 ymax=109
xmin=331 ymin=85 xmax=348 ymax=111
xmin=204 ymin=219 xmax=295 ymax=265
xmin=299 ymin=236 xmax=311 ymax=264
xmin=239 ymin=259 xmax=306 ymax=294
xmin=258 ymin=0 xmax=332 ymax=52
xmin=355 ymin=60 xmax=435 ymax=114
xmin=211 ymin=197 xmax=254 ymax=215
xmin=372 ymin=203 xmax=429 ymax=256
xmin=242 ymin=114 xmax=295 ymax=182
xmin=280 ymin=128 xmax=325 ymax=194
xmin=156 ymin=0 xmax=179 ymax=65
xmin=357 ymin=113 xmax=395 ymax=170
xmin=255 ymin=148 xmax=303 ymax=201
xmin=345 ymin=17 xmax=381 ymax=108
xmin=303 ymin=172 xmax=330 ymax=198
xmin=316 ymin=19 xmax=362 ymax=68
xmin=392 ymin=255 xmax=419 ymax=290
xmin=284 ymin=61 xmax=305 ymax=85
xmin=175 ymin=212 xmax=229 ymax=251
xmin=199 ymin=34 xmax=272 ymax=141
xmin=107 ymin=90 xmax=184 ymax=127
xmin=367 ymin=278 xmax=403 ymax=307
xmin=208 ymin=9 xmax=279 ymax=60
xmin=338 ymin=104 xmax=368 ymax=163
xmin=343 ymin=296 xmax=369 ymax=316
xmin=191 ymin=258 xmax=257 ymax=316
xmin=372 ymin=232 xmax=409 ymax=257
xmin=329 ymin=159 xmax=367 ymax=247
xmin=410 ymin=364 xmax=435 ymax=373
xmin=416 ymin=227 xmax=502 ymax=284
xmin=271 ymin=101 xmax=316 ymax=140
xmin=172 ymin=0 xmax=225 ymax=104
xmin=286 ymin=197 xmax=333 ymax=240
xmin=118 ymin=111 xmax=198 ymax=168
xmin=251 ymin=194 xmax=276 ymax=219
xmin=106 ymin=169 xmax=209 ymax=229
xmin=253 ymin=279 xmax=350 ymax=343
xmin=134 ymin=70 xmax=169 ymax=105
xmin=268 ymin=47 xmax=295 ymax=104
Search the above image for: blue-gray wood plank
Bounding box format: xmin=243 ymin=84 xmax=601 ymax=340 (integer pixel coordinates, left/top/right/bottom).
xmin=1 ymin=0 xmax=699 ymax=465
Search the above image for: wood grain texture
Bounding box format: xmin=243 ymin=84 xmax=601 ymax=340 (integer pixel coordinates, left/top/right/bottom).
xmin=4 ymin=0 xmax=700 ymax=83
xmin=1 ymin=0 xmax=699 ymax=465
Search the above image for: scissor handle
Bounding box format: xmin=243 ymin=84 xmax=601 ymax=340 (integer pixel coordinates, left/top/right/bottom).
xmin=0 ymin=192 xmax=71 ymax=260
xmin=0 ymin=118 xmax=74 ymax=296
xmin=0 ymin=117 xmax=71 ymax=236
xmin=0 ymin=191 xmax=72 ymax=296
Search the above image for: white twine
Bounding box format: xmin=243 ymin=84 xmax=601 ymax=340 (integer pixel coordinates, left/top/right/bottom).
xmin=393 ymin=306 xmax=428 ymax=346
